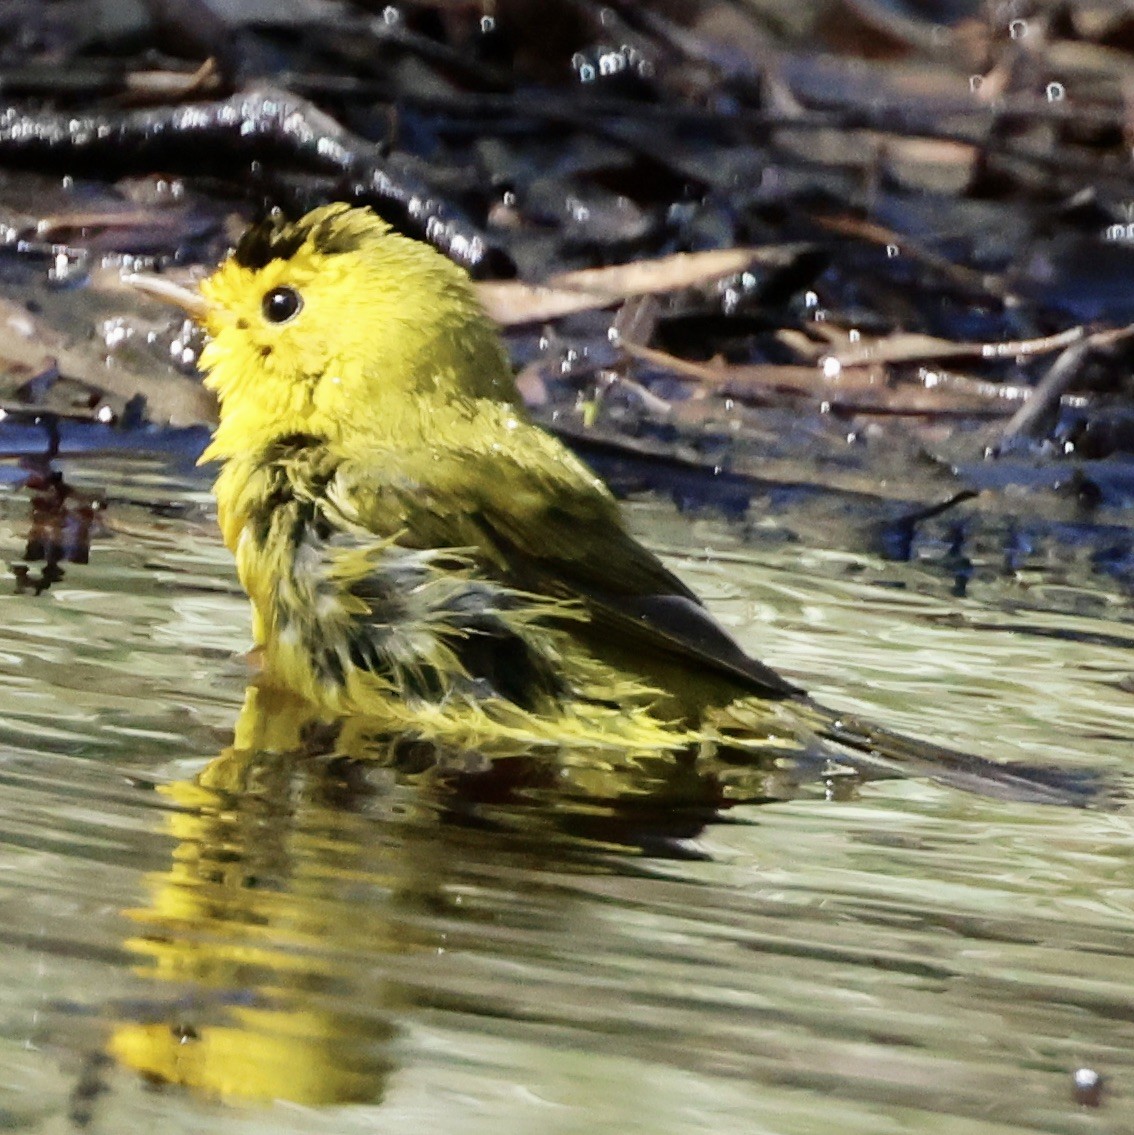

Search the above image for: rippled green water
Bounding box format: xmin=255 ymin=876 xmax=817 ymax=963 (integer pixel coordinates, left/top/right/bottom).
xmin=0 ymin=453 xmax=1132 ymax=1134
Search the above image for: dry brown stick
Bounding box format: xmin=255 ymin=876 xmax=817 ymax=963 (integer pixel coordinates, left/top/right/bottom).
xmin=824 ymin=325 xmax=1088 ymax=370
xmin=808 ymin=213 xmax=1000 ymax=296
xmin=621 ymin=340 xmax=1018 ymax=416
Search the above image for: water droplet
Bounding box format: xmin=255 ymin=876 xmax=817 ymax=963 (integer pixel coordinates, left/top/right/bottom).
xmin=886 ymin=244 xmax=900 ymax=258
xmin=804 ymin=290 xmax=819 ymax=308
xmin=821 ymin=356 xmax=842 ymax=379
xmin=599 ymin=53 xmax=616 ymax=77
xmin=848 ymin=329 xmax=860 ymax=343
xmin=1046 ymin=81 xmax=1065 ymax=102
xmin=46 ymin=249 xmax=87 ymax=287
xmin=101 ymin=318 xmax=131 ymax=350
xmin=969 ymin=75 xmax=983 ymax=93
xmin=1008 ymin=18 xmax=1028 ymax=39
xmin=480 ymin=14 xmax=495 ymax=33
xmin=1072 ymin=1067 xmax=1103 ymax=1107
xmin=96 ymin=404 xmax=114 ymax=423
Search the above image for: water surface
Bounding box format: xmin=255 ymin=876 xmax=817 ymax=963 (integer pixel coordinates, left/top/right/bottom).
xmin=0 ymin=451 xmax=1131 ymax=1135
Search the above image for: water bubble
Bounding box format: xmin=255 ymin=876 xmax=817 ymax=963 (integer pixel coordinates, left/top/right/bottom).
xmin=1008 ymin=18 xmax=1028 ymax=39
xmin=821 ymin=356 xmax=842 ymax=379
xmin=101 ymin=318 xmax=131 ymax=350
xmin=47 ymin=249 xmax=87 ymax=287
xmin=804 ymin=290 xmax=819 ymax=308
xmin=848 ymin=329 xmax=860 ymax=343
xmin=480 ymin=15 xmax=495 ymax=33
xmin=969 ymin=75 xmax=983 ymax=93
xmin=1072 ymin=1067 xmax=1104 ymax=1108
xmin=599 ymin=51 xmax=625 ymax=77
xmin=578 ymin=62 xmax=596 ymax=83
xmin=382 ymin=5 xmax=401 ymax=25
xmin=567 ymin=197 xmax=591 ymax=224
xmin=1046 ymin=81 xmax=1065 ymax=102
xmin=886 ymin=244 xmax=900 ymax=258
xmin=96 ymin=404 xmax=114 ymax=424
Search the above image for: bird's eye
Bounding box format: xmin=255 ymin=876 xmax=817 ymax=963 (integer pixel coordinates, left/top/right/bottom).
xmin=262 ymin=285 xmax=302 ymax=324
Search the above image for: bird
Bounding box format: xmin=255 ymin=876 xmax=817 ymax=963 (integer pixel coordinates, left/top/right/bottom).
xmin=128 ymin=203 xmax=1081 ymax=803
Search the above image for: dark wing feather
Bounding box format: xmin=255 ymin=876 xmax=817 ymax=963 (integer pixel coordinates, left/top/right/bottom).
xmin=355 ymin=439 xmax=801 ymax=703
xmin=480 ymin=512 xmax=802 ymax=701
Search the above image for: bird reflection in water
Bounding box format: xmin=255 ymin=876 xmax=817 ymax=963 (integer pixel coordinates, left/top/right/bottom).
xmin=106 ymin=678 xmax=806 ymax=1105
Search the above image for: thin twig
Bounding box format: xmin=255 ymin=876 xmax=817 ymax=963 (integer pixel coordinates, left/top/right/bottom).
xmin=998 ymin=322 xmax=1134 ymax=445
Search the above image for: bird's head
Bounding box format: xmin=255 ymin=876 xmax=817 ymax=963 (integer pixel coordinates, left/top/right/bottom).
xmin=132 ymin=204 xmax=515 ymax=458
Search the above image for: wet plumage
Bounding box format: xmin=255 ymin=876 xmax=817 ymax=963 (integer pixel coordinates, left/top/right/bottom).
xmin=132 ymin=203 xmax=1082 ymax=801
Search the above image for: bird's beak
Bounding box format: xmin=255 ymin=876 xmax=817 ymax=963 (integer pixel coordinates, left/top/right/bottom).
xmin=123 ymin=273 xmax=210 ymax=321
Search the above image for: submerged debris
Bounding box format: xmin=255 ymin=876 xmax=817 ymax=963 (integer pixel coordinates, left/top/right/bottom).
xmin=2 ymin=1 xmax=1134 ymax=587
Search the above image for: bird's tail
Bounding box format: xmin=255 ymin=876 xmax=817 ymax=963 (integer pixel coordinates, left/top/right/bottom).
xmin=806 ymin=701 xmax=1109 ymax=807
xmin=706 ymin=693 xmax=1109 ymax=806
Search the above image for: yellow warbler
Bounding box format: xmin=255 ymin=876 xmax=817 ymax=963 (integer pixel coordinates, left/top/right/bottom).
xmin=129 ymin=203 xmax=1075 ymax=802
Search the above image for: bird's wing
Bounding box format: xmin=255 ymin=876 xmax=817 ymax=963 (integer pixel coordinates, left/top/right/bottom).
xmin=352 ymin=445 xmax=801 ymax=703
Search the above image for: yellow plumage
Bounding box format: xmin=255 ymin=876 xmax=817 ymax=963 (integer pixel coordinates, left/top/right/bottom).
xmin=130 ymin=203 xmax=1077 ymax=802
